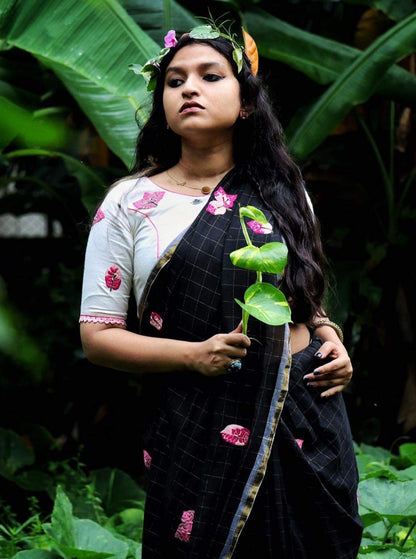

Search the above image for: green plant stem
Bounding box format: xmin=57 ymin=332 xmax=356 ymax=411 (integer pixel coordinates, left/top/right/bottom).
xmin=239 ymin=212 xmax=252 ymax=246
xmin=242 ymin=309 xmax=249 ymax=336
xmin=401 ymin=518 xmax=416 ymax=547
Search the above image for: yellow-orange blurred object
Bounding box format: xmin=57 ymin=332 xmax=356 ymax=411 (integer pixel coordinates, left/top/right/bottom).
xmin=242 ymin=28 xmax=258 ymax=76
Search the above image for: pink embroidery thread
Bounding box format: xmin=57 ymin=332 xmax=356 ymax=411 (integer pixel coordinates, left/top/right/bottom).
xmin=206 ymin=187 xmax=238 ymax=216
xmin=105 ymin=265 xmax=122 ymax=291
xmin=92 ymin=207 xmax=105 ymax=226
xmin=150 ymin=312 xmax=163 ymax=330
xmin=295 ymin=439 xmax=304 ymax=449
xmin=143 ymin=450 xmax=152 ymax=470
xmin=247 ymin=220 xmax=273 ymax=235
xmin=220 ymin=424 xmax=250 ymax=446
xmin=132 ymin=191 xmax=165 ymax=210
xmin=174 ymin=510 xmax=195 ymax=542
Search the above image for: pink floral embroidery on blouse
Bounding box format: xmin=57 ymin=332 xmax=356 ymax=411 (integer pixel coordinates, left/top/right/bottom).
xmin=92 ymin=207 xmax=105 ymax=226
xmin=206 ymin=187 xmax=237 ymax=216
xmin=295 ymin=439 xmax=304 ymax=449
xmin=150 ymin=312 xmax=163 ymax=330
xmin=247 ymin=220 xmax=273 ymax=234
xmin=143 ymin=450 xmax=152 ymax=470
xmin=220 ymin=424 xmax=250 ymax=446
xmin=132 ymin=191 xmax=165 ymax=210
xmin=174 ymin=510 xmax=195 ymax=542
xmin=105 ymin=265 xmax=122 ymax=291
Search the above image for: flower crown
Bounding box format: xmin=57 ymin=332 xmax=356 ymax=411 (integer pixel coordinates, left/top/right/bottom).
xmin=130 ymin=22 xmax=258 ymax=92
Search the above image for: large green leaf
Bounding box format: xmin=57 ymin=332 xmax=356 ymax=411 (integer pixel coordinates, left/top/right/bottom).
xmin=0 ymin=0 xmax=160 ymax=167
xmin=121 ymin=0 xmax=198 ymax=44
xmin=235 ymin=282 xmax=291 ymax=326
xmin=359 ymin=477 xmax=416 ymax=523
xmin=243 ymin=8 xmax=416 ymax=109
xmin=285 ymin=11 xmax=416 ymax=159
xmin=230 ymin=241 xmax=288 ymax=273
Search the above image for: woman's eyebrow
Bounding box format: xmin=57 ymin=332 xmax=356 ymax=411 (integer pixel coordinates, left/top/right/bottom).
xmin=165 ymin=61 xmax=225 ymax=76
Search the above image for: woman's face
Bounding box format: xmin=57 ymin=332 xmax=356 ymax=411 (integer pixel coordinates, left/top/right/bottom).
xmin=163 ymin=43 xmax=242 ymax=141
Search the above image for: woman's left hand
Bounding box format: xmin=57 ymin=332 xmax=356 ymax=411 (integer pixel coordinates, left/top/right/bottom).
xmin=303 ymin=340 xmax=353 ymax=398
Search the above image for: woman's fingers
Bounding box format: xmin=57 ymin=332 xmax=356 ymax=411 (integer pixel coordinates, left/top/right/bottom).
xmin=196 ymin=328 xmax=250 ymax=377
xmin=302 ymin=340 xmax=353 ymax=397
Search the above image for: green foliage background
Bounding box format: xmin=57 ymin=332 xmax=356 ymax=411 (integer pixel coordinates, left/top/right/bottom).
xmin=0 ymin=0 xmax=416 ymax=555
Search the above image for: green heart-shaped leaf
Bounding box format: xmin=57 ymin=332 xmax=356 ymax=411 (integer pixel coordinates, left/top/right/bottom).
xmin=235 ymin=282 xmax=291 ymax=326
xmin=230 ymin=242 xmax=287 ymax=273
xmin=239 ymin=205 xmax=268 ymax=223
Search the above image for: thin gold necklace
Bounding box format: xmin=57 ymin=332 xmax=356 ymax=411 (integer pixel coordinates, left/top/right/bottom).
xmin=166 ymin=169 xmax=212 ymax=195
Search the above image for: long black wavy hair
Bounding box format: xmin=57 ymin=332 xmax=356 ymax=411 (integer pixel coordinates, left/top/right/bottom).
xmin=131 ymin=34 xmax=327 ymax=325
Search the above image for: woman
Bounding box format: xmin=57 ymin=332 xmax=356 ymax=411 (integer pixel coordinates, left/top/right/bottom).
xmin=79 ymin=25 xmax=362 ymax=559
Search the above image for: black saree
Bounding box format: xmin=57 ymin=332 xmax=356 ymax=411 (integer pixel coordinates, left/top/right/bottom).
xmin=138 ymin=172 xmax=362 ymax=558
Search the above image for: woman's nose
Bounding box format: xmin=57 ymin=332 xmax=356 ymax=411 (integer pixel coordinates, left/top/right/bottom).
xmin=182 ymin=76 xmax=200 ymax=97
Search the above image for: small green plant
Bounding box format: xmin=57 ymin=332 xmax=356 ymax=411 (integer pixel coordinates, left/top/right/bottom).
xmin=356 ymin=441 xmax=416 ymax=557
xmin=230 ymin=205 xmax=292 ymax=335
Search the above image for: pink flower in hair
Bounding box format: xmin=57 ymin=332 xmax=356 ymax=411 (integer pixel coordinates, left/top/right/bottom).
xmin=164 ymin=30 xmax=177 ymax=48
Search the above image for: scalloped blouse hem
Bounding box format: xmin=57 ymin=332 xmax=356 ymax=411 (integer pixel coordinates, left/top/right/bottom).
xmin=79 ymin=315 xmax=127 ymax=327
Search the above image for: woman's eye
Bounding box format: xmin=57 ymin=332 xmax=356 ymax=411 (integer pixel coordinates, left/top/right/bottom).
xmin=204 ymin=74 xmax=222 ymax=82
xmin=167 ymin=78 xmax=183 ymax=88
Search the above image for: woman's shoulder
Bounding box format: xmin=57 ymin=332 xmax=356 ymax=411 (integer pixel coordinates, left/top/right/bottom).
xmin=103 ymin=175 xmax=149 ymax=204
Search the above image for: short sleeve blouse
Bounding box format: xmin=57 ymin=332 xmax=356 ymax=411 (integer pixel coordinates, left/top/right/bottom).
xmin=79 ymin=176 xmax=210 ymax=327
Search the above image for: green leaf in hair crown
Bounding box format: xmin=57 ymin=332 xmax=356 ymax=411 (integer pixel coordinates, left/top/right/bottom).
xmin=130 ymin=20 xmax=246 ymax=91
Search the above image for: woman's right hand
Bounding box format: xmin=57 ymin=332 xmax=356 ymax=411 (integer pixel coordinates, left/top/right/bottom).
xmin=192 ymin=323 xmax=251 ymax=377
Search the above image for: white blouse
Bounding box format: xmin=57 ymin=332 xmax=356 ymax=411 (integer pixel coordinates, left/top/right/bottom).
xmin=79 ymin=176 xmax=210 ymax=327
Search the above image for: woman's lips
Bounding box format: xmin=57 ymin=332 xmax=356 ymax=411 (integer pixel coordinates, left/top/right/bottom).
xmin=180 ymin=103 xmax=204 ymax=114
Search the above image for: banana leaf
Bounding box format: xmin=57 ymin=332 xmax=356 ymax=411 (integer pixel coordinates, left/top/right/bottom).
xmin=285 ymin=11 xmax=416 ymax=159
xmin=121 ymin=0 xmax=198 ymax=44
xmin=243 ymin=8 xmax=416 ymax=109
xmin=337 ymin=0 xmax=416 ymax=21
xmin=0 ymin=0 xmax=161 ymax=168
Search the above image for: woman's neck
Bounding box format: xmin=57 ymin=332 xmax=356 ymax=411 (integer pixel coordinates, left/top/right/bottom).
xmin=178 ymin=138 xmax=234 ymax=181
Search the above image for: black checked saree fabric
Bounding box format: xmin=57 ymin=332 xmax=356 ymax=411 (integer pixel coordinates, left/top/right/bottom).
xmin=138 ymin=172 xmax=362 ymax=558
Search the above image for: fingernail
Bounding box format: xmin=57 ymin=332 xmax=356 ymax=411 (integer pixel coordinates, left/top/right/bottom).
xmin=313 ymin=370 xmax=320 ymax=376
xmin=315 ymin=352 xmax=323 ymax=358
xmin=306 ymin=382 xmax=313 ymax=387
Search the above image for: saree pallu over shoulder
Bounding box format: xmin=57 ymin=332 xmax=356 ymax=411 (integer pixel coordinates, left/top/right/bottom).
xmin=139 ymin=172 xmax=292 ymax=558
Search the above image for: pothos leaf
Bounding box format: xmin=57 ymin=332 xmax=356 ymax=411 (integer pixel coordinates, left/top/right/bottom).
xmin=230 ymin=242 xmax=288 ymax=274
xmin=239 ymin=205 xmax=268 ymax=223
xmin=235 ymin=282 xmax=291 ymax=326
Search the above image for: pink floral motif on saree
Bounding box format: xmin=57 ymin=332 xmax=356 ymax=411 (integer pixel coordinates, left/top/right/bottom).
xmin=295 ymin=439 xmax=304 ymax=449
xmin=174 ymin=510 xmax=195 ymax=542
xmin=206 ymin=187 xmax=237 ymax=216
xmin=220 ymin=424 xmax=250 ymax=446
xmin=150 ymin=312 xmax=163 ymax=330
xmin=143 ymin=450 xmax=152 ymax=470
xmin=247 ymin=220 xmax=273 ymax=234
